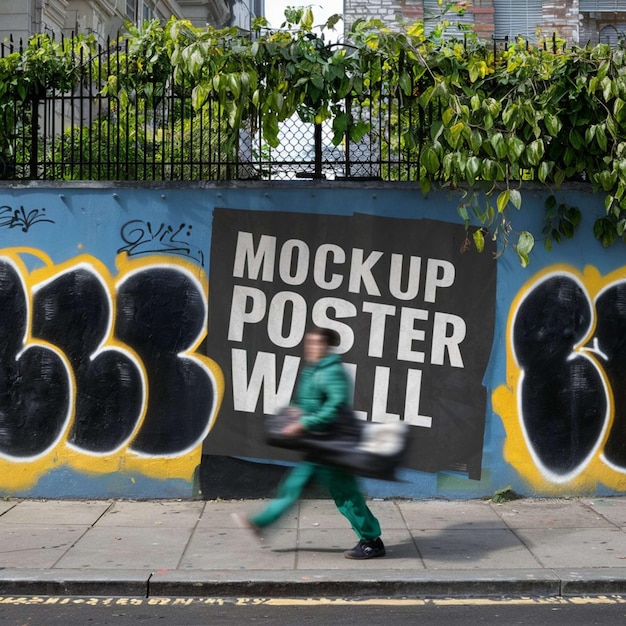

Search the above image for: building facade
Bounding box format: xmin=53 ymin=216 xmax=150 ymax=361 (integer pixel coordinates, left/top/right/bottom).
xmin=344 ymin=0 xmax=626 ymax=46
xmin=0 ymin=0 xmax=264 ymax=46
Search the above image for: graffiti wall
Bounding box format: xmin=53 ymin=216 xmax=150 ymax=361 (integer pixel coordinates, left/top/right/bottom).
xmin=0 ymin=182 xmax=624 ymax=499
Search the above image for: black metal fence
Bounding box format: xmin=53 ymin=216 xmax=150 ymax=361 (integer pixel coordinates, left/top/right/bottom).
xmin=0 ymin=35 xmax=433 ymax=183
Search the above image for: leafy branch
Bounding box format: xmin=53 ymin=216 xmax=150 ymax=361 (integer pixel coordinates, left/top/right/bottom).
xmin=2 ymin=5 xmax=626 ymax=265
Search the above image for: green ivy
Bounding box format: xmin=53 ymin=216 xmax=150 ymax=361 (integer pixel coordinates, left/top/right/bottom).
xmin=3 ymin=5 xmax=626 ymax=265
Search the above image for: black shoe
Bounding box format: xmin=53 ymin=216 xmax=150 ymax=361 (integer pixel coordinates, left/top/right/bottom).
xmin=344 ymin=537 xmax=386 ymax=560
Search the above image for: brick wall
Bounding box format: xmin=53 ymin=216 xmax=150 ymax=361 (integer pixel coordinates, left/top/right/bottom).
xmin=344 ymin=0 xmax=496 ymax=39
xmin=344 ymin=0 xmax=404 ymax=32
xmin=542 ymin=0 xmax=579 ymax=42
xmin=342 ymin=0 xmax=626 ymax=45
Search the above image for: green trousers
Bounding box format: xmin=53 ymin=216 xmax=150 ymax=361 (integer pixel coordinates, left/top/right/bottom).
xmin=250 ymin=462 xmax=382 ymax=542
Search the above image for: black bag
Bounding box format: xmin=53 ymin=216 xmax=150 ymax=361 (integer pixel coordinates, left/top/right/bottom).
xmin=265 ymin=406 xmax=410 ymax=481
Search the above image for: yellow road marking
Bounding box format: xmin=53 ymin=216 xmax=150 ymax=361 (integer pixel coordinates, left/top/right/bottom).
xmin=1 ymin=595 xmax=626 ymax=607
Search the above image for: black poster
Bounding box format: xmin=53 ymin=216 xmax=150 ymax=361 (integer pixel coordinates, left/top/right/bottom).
xmin=204 ymin=208 xmax=496 ymax=479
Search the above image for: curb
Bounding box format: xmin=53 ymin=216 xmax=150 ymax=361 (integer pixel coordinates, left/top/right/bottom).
xmin=3 ymin=568 xmax=626 ymax=598
xmin=148 ymin=569 xmax=561 ymax=599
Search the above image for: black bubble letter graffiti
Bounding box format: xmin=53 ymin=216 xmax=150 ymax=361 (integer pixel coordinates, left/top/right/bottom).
xmin=593 ymin=283 xmax=626 ymax=468
xmin=116 ymin=267 xmax=215 ymax=455
xmin=32 ymin=266 xmax=143 ymax=453
xmin=0 ymin=259 xmax=70 ymax=457
xmin=513 ymin=275 xmax=607 ymax=477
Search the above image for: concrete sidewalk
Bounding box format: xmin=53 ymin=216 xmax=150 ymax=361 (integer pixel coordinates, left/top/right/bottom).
xmin=2 ymin=496 xmax=626 ymax=599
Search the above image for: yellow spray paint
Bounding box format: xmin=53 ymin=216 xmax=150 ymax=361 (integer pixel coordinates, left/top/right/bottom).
xmin=493 ymin=263 xmax=626 ymax=493
xmin=0 ymin=248 xmax=223 ymax=493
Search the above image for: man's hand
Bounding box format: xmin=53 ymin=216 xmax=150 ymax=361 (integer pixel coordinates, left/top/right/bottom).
xmin=282 ymin=420 xmax=305 ymax=437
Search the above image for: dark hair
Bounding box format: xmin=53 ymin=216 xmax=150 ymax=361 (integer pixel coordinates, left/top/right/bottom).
xmin=307 ymin=326 xmax=340 ymax=347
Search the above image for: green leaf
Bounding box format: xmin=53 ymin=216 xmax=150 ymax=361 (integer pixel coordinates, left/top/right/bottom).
xmin=421 ymin=146 xmax=440 ymax=174
xmin=448 ymin=122 xmax=465 ymax=148
xmin=301 ymin=7 xmax=314 ymax=30
xmin=350 ymin=119 xmax=370 ymax=142
xmin=544 ymin=113 xmax=562 ymax=137
xmin=189 ymin=47 xmax=204 ymax=76
xmin=399 ymin=71 xmax=411 ymax=95
xmin=601 ymin=75 xmax=613 ymax=101
xmin=568 ymin=207 xmax=582 ymax=227
xmin=466 ymin=156 xmax=481 ymax=182
xmin=442 ymin=108 xmax=455 ymax=127
xmin=509 ymin=188 xmax=522 ymax=210
xmin=507 ymin=136 xmax=525 ymax=161
xmin=333 ymin=112 xmax=350 ymax=136
xmin=502 ymin=102 xmax=519 ymax=130
xmin=311 ymin=74 xmax=324 ymax=90
xmin=516 ymin=231 xmax=535 ymax=267
xmin=490 ymin=132 xmax=507 ymax=159
xmin=473 ymin=228 xmax=485 ymax=253
xmin=538 ymin=161 xmax=552 ymax=183
xmin=480 ymin=158 xmax=493 ymax=180
xmin=569 ymin=129 xmax=584 ymax=150
xmin=527 ymin=139 xmax=545 ymax=166
xmin=497 ymin=189 xmax=510 ymax=213
xmin=191 ymin=83 xmax=209 ymax=109
xmin=596 ymin=124 xmax=608 ymax=152
xmin=228 ymin=73 xmax=240 ymax=99
xmin=597 ymin=170 xmax=617 ymax=192
xmin=469 ymin=129 xmax=482 ymax=154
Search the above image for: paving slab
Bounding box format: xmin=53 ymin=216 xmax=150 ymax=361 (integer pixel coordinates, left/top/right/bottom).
xmin=0 ymin=500 xmax=16 ymax=516
xmin=53 ymin=526 xmax=190 ymax=570
xmin=196 ymin=501 xmax=259 ymax=529
xmin=493 ymin=499 xmax=614 ymax=529
xmin=512 ymin=527 xmax=626 ymax=568
xmin=585 ymin=497 xmax=626 ymax=528
xmin=224 ymin=501 xmax=299 ymax=530
xmin=179 ymin=527 xmax=297 ymax=571
xmin=295 ymin=527 xmax=419 ymax=570
xmin=97 ymin=501 xmax=204 ymax=528
xmin=414 ymin=528 xmax=540 ymax=570
xmin=0 ymin=500 xmax=111 ymax=526
xmin=398 ymin=500 xmax=508 ymax=530
xmin=0 ymin=525 xmax=90 ymax=568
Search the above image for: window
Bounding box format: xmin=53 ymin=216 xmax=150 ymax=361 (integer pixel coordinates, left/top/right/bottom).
xmin=580 ymin=1 xmax=625 ymax=10
xmin=493 ymin=0 xmax=543 ymax=40
xmin=126 ymin=0 xmax=137 ymax=22
xmin=599 ymin=24 xmax=626 ymax=47
xmin=143 ymin=1 xmax=156 ymax=22
xmin=126 ymin=1 xmax=157 ymax=24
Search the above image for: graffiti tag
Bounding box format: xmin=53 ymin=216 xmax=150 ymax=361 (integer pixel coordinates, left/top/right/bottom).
xmin=0 ymin=205 xmax=54 ymax=232
xmin=118 ymin=220 xmax=205 ymax=267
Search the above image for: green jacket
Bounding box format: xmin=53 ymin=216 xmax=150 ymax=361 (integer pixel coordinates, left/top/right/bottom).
xmin=294 ymin=353 xmax=350 ymax=430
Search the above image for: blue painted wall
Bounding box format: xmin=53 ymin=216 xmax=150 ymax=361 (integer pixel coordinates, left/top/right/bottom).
xmin=0 ymin=182 xmax=622 ymax=500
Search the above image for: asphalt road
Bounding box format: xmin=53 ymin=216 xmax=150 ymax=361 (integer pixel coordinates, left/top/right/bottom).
xmin=1 ymin=596 xmax=626 ymax=625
